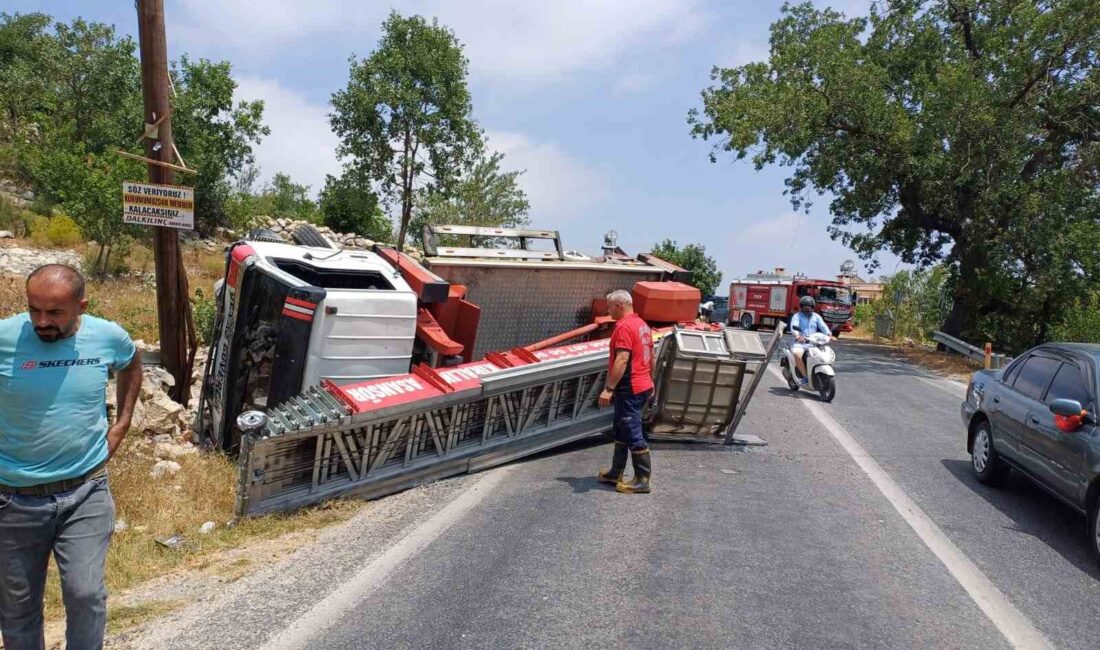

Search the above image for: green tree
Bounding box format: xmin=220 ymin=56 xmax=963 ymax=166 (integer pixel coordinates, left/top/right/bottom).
xmin=170 ymin=56 xmax=268 ymax=234
xmin=265 ymin=172 xmax=319 ymax=222
xmin=24 ymin=144 xmax=142 ymax=275
xmin=413 ymin=151 xmax=529 ymax=243
xmin=319 ymin=170 xmax=391 ymax=240
xmin=0 ymin=12 xmax=58 ymax=143
xmin=689 ymin=1 xmax=1100 ymax=351
xmin=330 ymin=11 xmax=482 ymax=250
xmin=650 ymin=239 xmax=723 ymax=296
xmin=866 ymin=266 xmax=951 ymax=342
xmin=50 ymin=18 xmax=141 ymax=153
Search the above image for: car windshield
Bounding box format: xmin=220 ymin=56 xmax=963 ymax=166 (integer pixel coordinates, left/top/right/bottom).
xmin=817 ymin=286 xmax=851 ymax=303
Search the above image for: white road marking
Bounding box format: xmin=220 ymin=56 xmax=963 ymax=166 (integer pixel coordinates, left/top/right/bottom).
xmin=915 ymin=375 xmax=968 ymax=396
xmin=769 ymin=366 xmax=1051 ymax=649
xmin=260 ymin=466 xmax=516 ymax=650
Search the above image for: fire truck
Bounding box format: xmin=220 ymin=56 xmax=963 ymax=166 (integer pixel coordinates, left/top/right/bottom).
xmin=728 ymin=271 xmax=855 ymax=335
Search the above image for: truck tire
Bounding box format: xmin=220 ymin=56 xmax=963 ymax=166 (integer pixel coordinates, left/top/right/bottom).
xmin=291 ymin=224 xmax=336 ymax=249
xmin=739 ymin=313 xmax=753 ymax=330
xmin=244 ymin=227 xmax=284 ymax=243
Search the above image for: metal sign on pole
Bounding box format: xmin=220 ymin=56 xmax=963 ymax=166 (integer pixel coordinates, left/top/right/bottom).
xmin=122 ymin=181 xmax=194 ymax=230
xmin=136 ymin=0 xmax=194 ymax=405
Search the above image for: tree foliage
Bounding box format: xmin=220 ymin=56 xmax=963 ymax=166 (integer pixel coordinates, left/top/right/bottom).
xmin=650 ymin=239 xmax=723 ymax=296
xmin=413 ymin=151 xmax=529 ymax=243
xmin=330 ymin=11 xmax=482 ymax=249
xmin=319 ymin=170 xmax=391 ymax=241
xmin=690 ymin=1 xmax=1100 ymax=352
xmin=0 ymin=12 xmax=268 ymax=259
xmin=860 ymin=266 xmax=950 ymax=342
xmin=23 ymin=144 xmax=143 ymax=275
xmin=170 ymin=56 xmax=268 ymax=233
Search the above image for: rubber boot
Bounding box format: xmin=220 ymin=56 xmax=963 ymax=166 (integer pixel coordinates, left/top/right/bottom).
xmin=616 ymin=448 xmax=651 ymax=494
xmin=598 ymin=442 xmax=628 ymax=484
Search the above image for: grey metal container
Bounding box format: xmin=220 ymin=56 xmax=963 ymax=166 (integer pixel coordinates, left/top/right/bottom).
xmin=646 ymin=327 xmax=767 ymax=440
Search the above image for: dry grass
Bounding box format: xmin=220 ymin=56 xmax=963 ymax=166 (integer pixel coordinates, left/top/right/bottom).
xmin=105 ymin=600 xmax=185 ymax=635
xmin=0 ymin=243 xmax=227 ymax=342
xmin=41 ymin=435 xmax=363 ymax=630
xmin=847 ymin=326 xmax=981 ymax=382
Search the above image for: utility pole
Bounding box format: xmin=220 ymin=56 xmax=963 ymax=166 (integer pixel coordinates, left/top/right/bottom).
xmin=137 ymin=0 xmax=193 ymax=405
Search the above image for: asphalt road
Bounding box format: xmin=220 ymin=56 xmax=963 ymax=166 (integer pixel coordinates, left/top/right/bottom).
xmin=131 ymin=339 xmax=1100 ymax=650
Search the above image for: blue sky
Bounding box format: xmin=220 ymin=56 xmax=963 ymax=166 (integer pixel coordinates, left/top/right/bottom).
xmin=15 ymin=0 xmax=902 ymax=286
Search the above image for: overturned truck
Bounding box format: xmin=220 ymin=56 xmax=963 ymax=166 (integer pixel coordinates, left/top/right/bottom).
xmin=194 ymin=225 xmax=776 ymax=516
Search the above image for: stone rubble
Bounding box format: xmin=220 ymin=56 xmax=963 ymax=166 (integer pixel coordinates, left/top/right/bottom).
xmin=257 ymin=216 xmax=422 ymax=258
xmin=150 ymin=459 xmax=181 ymax=479
xmin=0 ymin=247 xmax=83 ymax=276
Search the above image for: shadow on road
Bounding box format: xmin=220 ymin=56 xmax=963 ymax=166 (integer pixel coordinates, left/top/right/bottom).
xmin=941 ymin=458 xmax=1099 ymax=579
xmin=554 ymin=475 xmax=615 ymax=494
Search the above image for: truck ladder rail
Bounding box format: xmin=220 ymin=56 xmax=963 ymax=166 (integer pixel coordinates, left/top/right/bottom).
xmin=233 ymin=325 xmax=774 ymax=516
xmin=234 ymin=339 xmax=617 ymax=516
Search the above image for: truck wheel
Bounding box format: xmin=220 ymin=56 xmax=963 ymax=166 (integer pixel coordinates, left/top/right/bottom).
xmin=245 ymin=227 xmax=284 ymax=243
xmin=739 ymin=313 xmax=753 ymax=330
xmin=291 ymin=224 xmax=336 ymax=249
xmin=970 ymin=420 xmax=1010 ymax=485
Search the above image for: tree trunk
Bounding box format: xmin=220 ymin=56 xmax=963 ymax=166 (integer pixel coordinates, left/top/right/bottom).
xmin=940 ymin=237 xmax=984 ymax=340
xmin=396 ymin=129 xmax=412 ymax=250
xmin=102 ymin=244 xmax=114 ymax=278
xmin=94 ymin=244 xmax=107 ymax=278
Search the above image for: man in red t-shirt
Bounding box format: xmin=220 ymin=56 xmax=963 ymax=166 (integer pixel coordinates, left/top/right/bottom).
xmin=597 ymin=290 xmax=654 ymax=493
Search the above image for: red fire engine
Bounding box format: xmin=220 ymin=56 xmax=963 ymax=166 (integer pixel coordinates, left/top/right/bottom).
xmin=728 ymin=272 xmax=856 ymax=334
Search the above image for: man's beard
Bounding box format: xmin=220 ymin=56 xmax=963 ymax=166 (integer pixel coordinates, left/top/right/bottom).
xmin=34 ymin=321 xmax=75 ymax=342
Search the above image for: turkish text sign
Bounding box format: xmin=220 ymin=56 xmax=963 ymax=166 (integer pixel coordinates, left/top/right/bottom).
xmin=122 ymin=181 xmax=194 ymax=230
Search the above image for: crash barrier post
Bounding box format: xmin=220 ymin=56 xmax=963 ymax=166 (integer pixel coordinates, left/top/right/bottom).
xmin=984 ymin=342 xmax=992 ymax=370
xmin=931 ymin=330 xmax=1010 ymax=370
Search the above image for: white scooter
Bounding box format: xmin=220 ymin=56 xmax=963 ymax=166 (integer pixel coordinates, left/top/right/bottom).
xmin=780 ymin=325 xmax=837 ymax=402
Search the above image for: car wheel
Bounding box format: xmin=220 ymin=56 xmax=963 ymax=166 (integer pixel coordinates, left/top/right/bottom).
xmin=971 ymin=420 xmax=1010 ymax=485
xmin=1088 ymin=495 xmax=1100 ymax=564
xmin=816 ymin=374 xmax=835 ymax=402
xmin=740 ymin=313 xmax=753 ymax=330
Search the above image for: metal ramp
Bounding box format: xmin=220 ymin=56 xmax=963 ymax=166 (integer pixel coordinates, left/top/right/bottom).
xmin=233 ymin=325 xmax=778 ymax=516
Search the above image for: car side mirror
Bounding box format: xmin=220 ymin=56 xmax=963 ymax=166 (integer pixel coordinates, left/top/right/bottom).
xmin=1050 ymin=398 xmax=1089 ymax=432
xmin=1050 ymin=398 xmax=1084 ymax=417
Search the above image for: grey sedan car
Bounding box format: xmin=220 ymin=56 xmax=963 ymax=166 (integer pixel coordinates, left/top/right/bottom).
xmin=961 ymin=343 xmax=1100 ymax=562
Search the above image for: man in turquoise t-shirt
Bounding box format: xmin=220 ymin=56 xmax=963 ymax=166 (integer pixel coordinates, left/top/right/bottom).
xmin=0 ymin=264 xmax=142 ymax=650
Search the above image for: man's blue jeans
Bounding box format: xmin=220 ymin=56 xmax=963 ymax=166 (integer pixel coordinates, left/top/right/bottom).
xmin=612 ymin=389 xmax=652 ymax=450
xmin=0 ymin=475 xmax=114 ymax=650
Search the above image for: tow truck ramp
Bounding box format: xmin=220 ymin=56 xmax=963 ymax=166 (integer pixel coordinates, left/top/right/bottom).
xmin=233 ymin=325 xmax=777 ymax=516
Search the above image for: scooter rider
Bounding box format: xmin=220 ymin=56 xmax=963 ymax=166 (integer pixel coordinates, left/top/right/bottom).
xmin=790 ymin=296 xmax=831 ymax=385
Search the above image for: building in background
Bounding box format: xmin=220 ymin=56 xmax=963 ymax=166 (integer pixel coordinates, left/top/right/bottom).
xmin=837 ymin=260 xmax=884 ymax=304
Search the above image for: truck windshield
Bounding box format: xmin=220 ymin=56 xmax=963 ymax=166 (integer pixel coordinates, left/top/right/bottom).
xmin=817 ymin=287 xmax=851 ymax=304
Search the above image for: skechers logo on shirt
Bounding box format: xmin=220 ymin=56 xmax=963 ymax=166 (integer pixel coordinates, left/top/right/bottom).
xmin=22 ymin=358 xmax=102 ymax=370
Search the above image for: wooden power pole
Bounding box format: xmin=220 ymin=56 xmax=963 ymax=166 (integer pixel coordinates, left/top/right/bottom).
xmin=137 ymin=0 xmax=193 ymax=405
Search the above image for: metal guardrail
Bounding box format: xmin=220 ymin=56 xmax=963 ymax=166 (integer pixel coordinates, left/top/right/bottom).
xmin=931 ymin=331 xmax=1011 ymax=369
